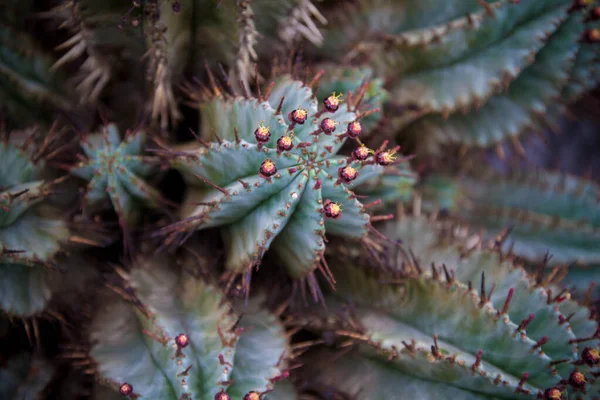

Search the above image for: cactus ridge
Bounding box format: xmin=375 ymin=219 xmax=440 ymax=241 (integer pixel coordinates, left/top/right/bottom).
xmin=162 ymin=74 xmax=409 ymax=298
xmin=0 ymin=133 xmax=69 ymax=316
xmin=297 ymin=210 xmax=600 ymax=399
xmin=421 ymin=168 xmax=600 ymax=266
xmin=89 ymin=257 xmax=290 ymax=399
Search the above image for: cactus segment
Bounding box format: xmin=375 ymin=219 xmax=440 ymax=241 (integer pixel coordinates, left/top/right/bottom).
xmin=421 ymin=169 xmax=600 ymax=265
xmin=169 ymin=75 xmax=410 ymax=285
xmin=403 ymin=12 xmax=583 ymax=149
xmin=0 ymin=136 xmax=68 ymax=315
xmin=70 ymin=123 xmax=162 ymax=226
xmin=300 ymin=213 xmax=599 ymax=398
xmin=90 ymin=258 xmax=290 ymax=399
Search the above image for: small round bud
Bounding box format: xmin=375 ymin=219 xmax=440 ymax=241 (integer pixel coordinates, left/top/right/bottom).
xmin=175 ymin=334 xmax=189 ymax=348
xmin=320 ymin=118 xmax=337 ymax=134
xmin=584 ymin=28 xmax=600 ymax=42
xmin=277 ymin=135 xmax=294 ymax=152
xmin=346 ymin=121 xmax=362 ymax=138
xmin=214 ymin=390 xmax=230 ymax=400
xmin=582 ymin=347 xmax=600 ymax=366
xmin=120 ymin=383 xmax=133 ymax=396
xmin=244 ymin=391 xmax=261 ymax=400
xmin=254 ymin=123 xmax=271 ymax=144
xmin=352 ymin=144 xmax=371 ymax=161
xmin=338 ymin=165 xmax=359 ymax=183
xmin=259 ymin=159 xmax=277 ymax=178
xmin=376 ymin=150 xmax=397 ymax=166
xmin=172 ymin=0 xmax=181 ymax=12
xmin=323 ymin=200 xmax=342 ymax=219
xmin=289 ymin=108 xmax=308 ymax=124
xmin=569 ymin=371 xmax=587 ymax=388
xmin=323 ymin=92 xmax=343 ymax=112
xmin=544 ymin=388 xmax=562 ymax=400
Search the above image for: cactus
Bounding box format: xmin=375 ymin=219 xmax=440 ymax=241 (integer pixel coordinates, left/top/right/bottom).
xmin=161 ymin=75 xmax=410 ymax=295
xmin=314 ymin=0 xmax=600 ymax=153
xmin=89 ymin=256 xmax=291 ymax=399
xmin=69 ymin=123 xmax=163 ymax=231
xmin=0 ymin=132 xmax=69 ymax=315
xmin=420 ymin=169 xmax=600 ymax=266
xmin=0 ymin=353 xmax=54 ymax=399
xmin=0 ymin=25 xmax=72 ymax=125
xmin=295 ymin=210 xmax=600 ymax=399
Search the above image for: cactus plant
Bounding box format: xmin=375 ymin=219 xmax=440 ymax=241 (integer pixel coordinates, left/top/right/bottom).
xmin=89 ymin=256 xmax=292 ymax=399
xmin=69 ymin=123 xmax=163 ymax=232
xmin=420 ymin=169 xmax=600 ymax=266
xmin=0 ymin=132 xmax=69 ymax=315
xmin=295 ymin=209 xmax=600 ymax=399
xmin=313 ymin=0 xmax=600 ymax=153
xmin=160 ymin=75 xmax=410 ymax=295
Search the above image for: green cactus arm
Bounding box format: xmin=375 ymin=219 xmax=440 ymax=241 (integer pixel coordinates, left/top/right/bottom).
xmin=304 ymin=349 xmax=506 ymax=400
xmin=382 ymin=213 xmax=598 ymax=355
xmin=421 ymin=169 xmax=600 ymax=265
xmin=0 ymin=26 xmax=72 ymax=118
xmin=173 ymin=140 xmax=302 ymax=188
xmin=390 ymin=5 xmax=567 ymax=114
xmin=353 ymin=164 xmax=418 ymax=207
xmin=221 ymin=172 xmax=308 ymax=272
xmin=263 ymin=380 xmax=297 ymax=400
xmin=90 ymin=259 xmax=290 ymax=399
xmin=0 ymin=353 xmax=53 ymax=399
xmin=402 ymin=12 xmax=582 ymax=149
xmin=227 ymin=309 xmax=290 ymax=397
xmin=0 ymin=265 xmax=52 ymax=316
xmin=0 ymin=181 xmax=48 ymax=226
xmin=0 ymin=143 xmax=38 ymax=185
xmin=271 ymin=170 xmax=325 ymax=279
xmin=319 ymin=170 xmax=370 ymax=239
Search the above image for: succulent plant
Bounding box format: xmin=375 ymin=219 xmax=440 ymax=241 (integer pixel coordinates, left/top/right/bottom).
xmin=0 ymin=353 xmax=54 ymax=399
xmin=0 ymin=24 xmax=72 ymax=126
xmin=314 ymin=0 xmax=600 ymax=153
xmin=0 ymin=132 xmax=69 ymax=316
xmin=295 ymin=209 xmax=600 ymax=399
xmin=420 ymin=169 xmax=600 ymax=266
xmin=69 ymin=123 xmax=163 ymax=232
xmin=161 ymin=75 xmax=410 ymax=295
xmin=89 ymin=256 xmax=292 ymax=399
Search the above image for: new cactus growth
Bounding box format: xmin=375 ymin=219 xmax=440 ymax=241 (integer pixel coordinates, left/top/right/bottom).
xmin=296 ymin=208 xmax=600 ymax=399
xmin=89 ymin=256 xmax=291 ymax=399
xmin=70 ymin=123 xmax=163 ymax=231
xmin=162 ymin=75 xmax=409 ymax=297
xmin=0 ymin=132 xmax=69 ymax=315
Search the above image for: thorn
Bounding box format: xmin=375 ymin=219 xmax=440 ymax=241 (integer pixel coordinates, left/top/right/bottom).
xmin=472 ymin=350 xmax=483 ymax=373
xmin=369 ymin=214 xmax=394 ymax=222
xmin=479 ymin=271 xmax=486 ymax=307
xmin=531 ymin=336 xmax=548 ymax=351
xmin=307 ymin=70 xmax=324 ymax=88
xmin=276 ymin=96 xmax=285 ymax=115
xmin=264 ymin=81 xmax=275 ymax=100
xmin=516 ymin=372 xmax=529 ymax=393
xmin=499 ymin=288 xmax=514 ymax=316
xmin=515 ymin=314 xmax=535 ymax=336
xmin=194 ymin=174 xmax=229 ymax=196
xmin=233 ymin=127 xmax=241 ymax=144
